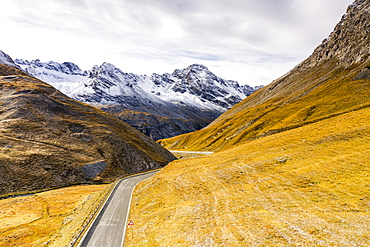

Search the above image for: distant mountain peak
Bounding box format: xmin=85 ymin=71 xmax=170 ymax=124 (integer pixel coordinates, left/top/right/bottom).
xmin=177 ymin=63 xmax=212 ymax=76
xmin=187 ymin=63 xmax=209 ymax=70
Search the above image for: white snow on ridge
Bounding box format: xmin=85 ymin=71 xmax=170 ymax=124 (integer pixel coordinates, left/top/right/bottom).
xmin=14 ymin=59 xmax=255 ymax=112
xmin=17 ymin=62 xmax=93 ymax=97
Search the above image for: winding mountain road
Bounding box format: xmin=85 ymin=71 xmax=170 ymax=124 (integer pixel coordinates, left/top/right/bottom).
xmin=77 ymin=171 xmax=157 ymax=247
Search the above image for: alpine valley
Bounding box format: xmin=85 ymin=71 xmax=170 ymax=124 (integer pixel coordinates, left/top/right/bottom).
xmin=1 ymin=0 xmax=369 ymax=246
xmin=15 ymin=60 xmax=260 ymax=140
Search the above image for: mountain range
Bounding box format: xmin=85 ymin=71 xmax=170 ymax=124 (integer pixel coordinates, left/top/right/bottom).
xmin=15 ymin=59 xmax=261 ymax=140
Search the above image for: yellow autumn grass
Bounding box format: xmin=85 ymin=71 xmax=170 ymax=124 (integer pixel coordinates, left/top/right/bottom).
xmin=0 ymin=184 xmax=108 ymax=247
xmin=126 ymin=107 xmax=370 ymax=246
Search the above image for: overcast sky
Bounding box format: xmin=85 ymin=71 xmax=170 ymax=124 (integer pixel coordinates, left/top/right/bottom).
xmin=1 ymin=0 xmax=353 ymax=86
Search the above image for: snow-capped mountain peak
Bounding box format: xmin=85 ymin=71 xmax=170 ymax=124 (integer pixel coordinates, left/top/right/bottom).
xmin=15 ymin=59 xmax=86 ymax=76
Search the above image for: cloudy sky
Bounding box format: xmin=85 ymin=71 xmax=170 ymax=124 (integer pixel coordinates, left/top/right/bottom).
xmin=1 ymin=0 xmax=353 ymax=86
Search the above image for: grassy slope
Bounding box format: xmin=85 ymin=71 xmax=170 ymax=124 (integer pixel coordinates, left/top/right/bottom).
xmin=0 ymin=184 xmax=108 ymax=247
xmin=126 ymin=106 xmax=370 ymax=246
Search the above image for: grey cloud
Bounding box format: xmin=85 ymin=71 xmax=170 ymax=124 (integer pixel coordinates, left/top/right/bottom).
xmin=178 ymin=51 xmax=225 ymax=62
xmin=4 ymin=0 xmax=354 ymax=86
xmin=135 ymin=0 xmax=197 ymax=13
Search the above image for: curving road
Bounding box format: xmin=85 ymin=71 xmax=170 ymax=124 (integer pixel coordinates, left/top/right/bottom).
xmin=77 ymin=171 xmax=157 ymax=247
xmin=169 ymin=150 xmax=214 ymax=155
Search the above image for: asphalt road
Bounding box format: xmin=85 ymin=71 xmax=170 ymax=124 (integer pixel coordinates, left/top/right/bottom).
xmin=78 ymin=171 xmax=157 ymax=247
xmin=170 ymin=150 xmax=214 ymax=155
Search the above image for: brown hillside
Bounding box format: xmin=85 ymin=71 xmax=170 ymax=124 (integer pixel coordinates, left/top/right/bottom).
xmin=158 ymin=0 xmax=370 ymax=152
xmin=0 ymin=63 xmax=175 ymax=196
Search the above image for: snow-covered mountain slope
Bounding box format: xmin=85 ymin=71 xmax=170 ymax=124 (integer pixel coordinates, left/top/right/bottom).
xmin=149 ymin=64 xmax=249 ymax=110
xmin=0 ymin=51 xmax=21 ymax=69
xmin=15 ymin=60 xmax=256 ymax=111
xmin=15 ymin=59 xmax=89 ymax=97
xmin=15 ymin=59 xmax=260 ymax=139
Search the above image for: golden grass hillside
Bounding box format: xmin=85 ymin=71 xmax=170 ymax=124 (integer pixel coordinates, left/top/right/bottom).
xmin=158 ymin=1 xmax=370 ymax=152
xmin=159 ymin=68 xmax=370 ymax=152
xmin=0 ymin=184 xmax=108 ymax=247
xmin=0 ymin=63 xmax=175 ymax=195
xmin=126 ymin=106 xmax=370 ymax=246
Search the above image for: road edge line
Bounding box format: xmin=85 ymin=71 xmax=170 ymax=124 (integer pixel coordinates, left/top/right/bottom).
xmin=74 ymin=179 xmax=120 ymax=247
xmin=121 ymin=170 xmax=159 ymax=246
xmin=121 ymin=182 xmax=138 ymax=247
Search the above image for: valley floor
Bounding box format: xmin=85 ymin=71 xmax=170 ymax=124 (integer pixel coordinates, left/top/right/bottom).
xmin=0 ymin=184 xmax=108 ymax=247
xmin=126 ymin=107 xmax=370 ymax=246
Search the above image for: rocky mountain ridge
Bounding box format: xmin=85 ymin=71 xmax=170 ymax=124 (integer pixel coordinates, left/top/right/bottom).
xmin=315 ymin=0 xmax=369 ymax=65
xmin=15 ymin=59 xmax=261 ymax=140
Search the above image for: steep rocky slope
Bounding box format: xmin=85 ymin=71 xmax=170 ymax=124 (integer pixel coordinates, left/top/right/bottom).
xmin=108 ymin=109 xmax=205 ymax=141
xmin=159 ymin=0 xmax=370 ymax=151
xmin=16 ymin=60 xmax=259 ymax=140
xmin=0 ymin=54 xmax=175 ymax=196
